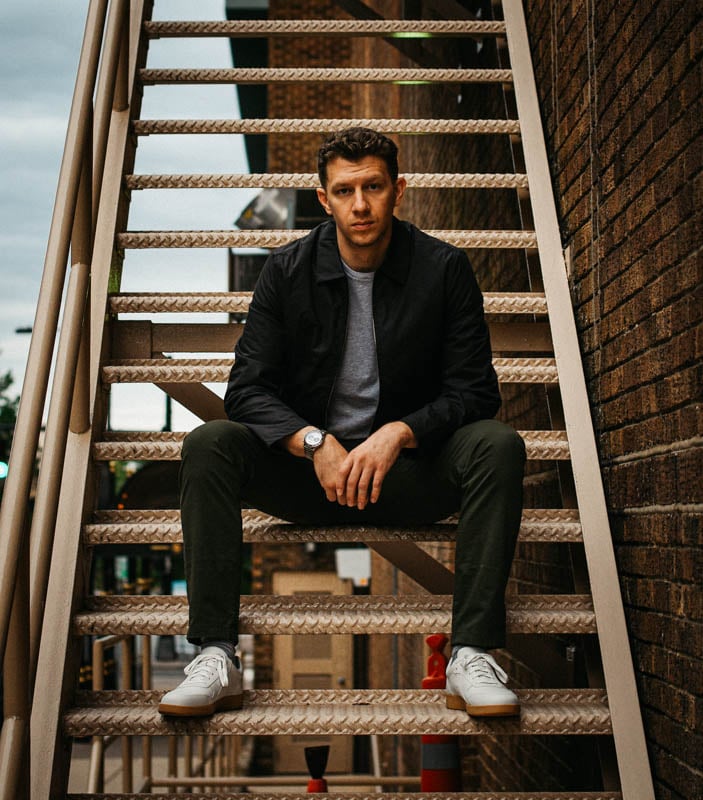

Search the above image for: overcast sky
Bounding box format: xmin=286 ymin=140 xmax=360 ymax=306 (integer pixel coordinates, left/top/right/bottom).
xmin=0 ymin=0 xmax=259 ymax=430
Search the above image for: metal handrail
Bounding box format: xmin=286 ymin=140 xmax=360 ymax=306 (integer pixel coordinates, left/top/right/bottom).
xmin=0 ymin=2 xmax=124 ymax=797
xmin=0 ymin=0 xmax=109 ymax=671
xmin=27 ymin=0 xmax=129 ymax=695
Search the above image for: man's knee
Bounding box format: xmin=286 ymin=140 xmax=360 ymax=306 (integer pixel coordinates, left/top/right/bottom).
xmin=181 ymin=420 xmax=252 ymax=473
xmin=452 ymin=419 xmax=526 ymax=473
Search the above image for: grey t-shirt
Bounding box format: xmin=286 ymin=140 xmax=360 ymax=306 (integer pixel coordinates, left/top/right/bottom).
xmin=326 ymin=261 xmax=380 ymax=439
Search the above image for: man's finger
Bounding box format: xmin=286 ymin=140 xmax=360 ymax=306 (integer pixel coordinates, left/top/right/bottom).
xmin=335 ymin=456 xmax=354 ymax=504
xmin=370 ymin=466 xmax=387 ymax=504
xmin=345 ymin=461 xmax=363 ymax=507
xmin=356 ymin=469 xmax=373 ymax=510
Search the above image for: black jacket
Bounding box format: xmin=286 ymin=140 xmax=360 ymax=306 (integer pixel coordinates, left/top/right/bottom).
xmin=224 ymin=218 xmax=500 ymax=450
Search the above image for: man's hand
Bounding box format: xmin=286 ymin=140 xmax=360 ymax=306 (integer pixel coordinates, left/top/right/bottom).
xmin=281 ymin=427 xmax=348 ymax=502
xmin=336 ymin=421 xmax=417 ymax=510
xmin=282 ymin=422 xmax=417 ymax=509
xmin=312 ymin=435 xmax=349 ymax=502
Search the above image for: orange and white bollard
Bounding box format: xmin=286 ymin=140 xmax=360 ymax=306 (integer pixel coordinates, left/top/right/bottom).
xmin=420 ymin=633 xmax=462 ymax=791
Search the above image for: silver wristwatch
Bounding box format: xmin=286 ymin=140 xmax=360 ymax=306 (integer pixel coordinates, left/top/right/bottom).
xmin=303 ymin=428 xmax=327 ymax=460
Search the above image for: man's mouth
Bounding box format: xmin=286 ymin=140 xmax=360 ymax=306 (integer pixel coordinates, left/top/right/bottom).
xmin=351 ymin=220 xmax=374 ymax=229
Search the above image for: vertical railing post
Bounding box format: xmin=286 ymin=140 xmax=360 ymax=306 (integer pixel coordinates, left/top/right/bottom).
xmin=121 ymin=637 xmax=134 ymax=792
xmin=0 ymin=525 xmax=30 ymax=800
xmin=141 ymin=634 xmax=153 ymax=790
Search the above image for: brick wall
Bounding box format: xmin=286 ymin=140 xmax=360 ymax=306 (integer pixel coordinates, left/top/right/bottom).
xmin=258 ymin=0 xmax=700 ymax=793
xmin=524 ymin=2 xmax=702 ymax=798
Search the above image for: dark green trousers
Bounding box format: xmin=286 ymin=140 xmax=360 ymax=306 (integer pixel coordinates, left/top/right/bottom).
xmin=180 ymin=418 xmax=525 ymax=650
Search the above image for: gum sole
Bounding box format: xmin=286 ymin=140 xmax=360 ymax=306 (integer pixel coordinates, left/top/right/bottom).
xmin=446 ymin=694 xmax=520 ymax=717
xmin=158 ymin=693 xmax=244 ymax=717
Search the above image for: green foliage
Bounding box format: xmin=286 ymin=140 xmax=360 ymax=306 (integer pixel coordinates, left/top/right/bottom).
xmin=0 ymin=370 xmax=19 ymax=424
xmin=0 ymin=369 xmax=18 ymax=490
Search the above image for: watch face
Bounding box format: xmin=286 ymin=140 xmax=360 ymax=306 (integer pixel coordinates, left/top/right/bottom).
xmin=305 ymin=430 xmax=324 ymax=447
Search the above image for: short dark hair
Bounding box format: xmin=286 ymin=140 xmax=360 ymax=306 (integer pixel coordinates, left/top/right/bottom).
xmin=317 ymin=127 xmax=399 ymax=187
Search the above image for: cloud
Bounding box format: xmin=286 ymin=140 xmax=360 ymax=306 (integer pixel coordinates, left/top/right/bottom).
xmin=0 ymin=0 xmax=253 ymax=426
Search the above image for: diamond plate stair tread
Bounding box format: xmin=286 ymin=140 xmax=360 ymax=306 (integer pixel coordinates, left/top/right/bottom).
xmin=125 ymin=172 xmax=529 ymax=190
xmin=64 ymin=689 xmax=611 ymax=737
xmin=72 ymin=594 xmax=596 ymax=636
xmin=68 ymin=793 xmax=622 ymax=800
xmin=139 ymin=68 xmax=513 ymax=85
xmin=108 ymin=291 xmax=547 ymax=315
xmin=116 ymin=230 xmax=537 ymax=250
xmin=84 ymin=507 xmax=582 ymax=545
xmin=144 ymin=19 xmax=508 ymax=36
xmin=102 ymin=357 xmax=558 ymax=385
xmin=93 ymin=430 xmax=569 ymax=461
xmin=133 ymin=117 xmax=522 ymax=135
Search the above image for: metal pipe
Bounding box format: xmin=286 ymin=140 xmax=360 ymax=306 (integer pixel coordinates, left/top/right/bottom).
xmin=87 ymin=738 xmax=104 ymax=794
xmin=0 ymin=532 xmax=29 ymax=800
xmin=27 ymin=259 xmax=90 ymax=683
xmin=121 ymin=637 xmax=133 ymax=792
xmin=114 ymin=2 xmax=130 ymax=112
xmin=0 ymin=0 xmax=108 ymax=665
xmin=69 ymin=123 xmax=93 ymax=436
xmin=0 ymin=719 xmax=28 ymax=800
xmin=184 ymin=734 xmax=193 ymax=789
xmin=92 ymin=0 xmax=129 ymax=230
xmin=141 ymin=635 xmax=152 ymax=786
xmin=27 ymin=0 xmax=133 ymax=678
xmin=168 ymin=736 xmax=178 ymax=777
xmin=88 ymin=634 xmax=130 ymax=791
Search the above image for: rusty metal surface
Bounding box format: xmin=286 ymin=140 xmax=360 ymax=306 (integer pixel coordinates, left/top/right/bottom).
xmin=139 ymin=67 xmax=513 ymax=85
xmin=101 ymin=357 xmax=557 ymax=385
xmin=72 ymin=594 xmax=596 ymax=636
xmin=92 ymin=430 xmax=569 ymax=462
xmin=125 ymin=172 xmax=529 ymax=190
xmin=133 ymin=117 xmax=522 ymax=135
xmin=143 ymin=19 xmax=508 ymax=37
xmin=116 ymin=229 xmax=538 ymax=250
xmin=84 ymin=507 xmax=582 ymax=545
xmin=107 ymin=291 xmax=547 ymax=315
xmin=63 ymin=689 xmax=611 ymax=737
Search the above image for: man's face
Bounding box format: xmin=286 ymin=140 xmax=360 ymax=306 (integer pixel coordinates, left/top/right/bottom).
xmin=316 ymin=156 xmax=406 ymax=263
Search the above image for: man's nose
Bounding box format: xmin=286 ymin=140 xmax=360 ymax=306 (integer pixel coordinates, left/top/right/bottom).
xmin=352 ymin=189 xmax=369 ymax=212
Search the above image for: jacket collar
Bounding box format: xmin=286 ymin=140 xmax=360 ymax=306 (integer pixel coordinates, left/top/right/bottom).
xmin=314 ymin=217 xmax=412 ymax=284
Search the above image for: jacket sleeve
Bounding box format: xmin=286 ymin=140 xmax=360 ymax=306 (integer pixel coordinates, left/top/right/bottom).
xmin=224 ymin=255 xmax=310 ymax=446
xmin=399 ymin=250 xmax=500 ymax=449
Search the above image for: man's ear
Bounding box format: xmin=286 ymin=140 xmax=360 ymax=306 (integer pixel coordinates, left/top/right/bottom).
xmin=316 ymin=187 xmax=332 ymax=216
xmin=394 ymin=176 xmax=407 ymax=208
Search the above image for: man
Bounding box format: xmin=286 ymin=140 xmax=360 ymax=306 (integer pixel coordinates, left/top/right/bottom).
xmin=158 ymin=127 xmax=526 ymax=719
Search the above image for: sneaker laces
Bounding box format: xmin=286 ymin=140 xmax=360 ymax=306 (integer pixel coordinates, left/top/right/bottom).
xmin=456 ymin=653 xmax=509 ymax=686
xmin=182 ymin=651 xmax=229 ymax=688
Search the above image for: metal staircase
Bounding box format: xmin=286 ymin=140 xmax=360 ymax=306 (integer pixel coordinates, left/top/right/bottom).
xmin=0 ymin=1 xmax=655 ymax=798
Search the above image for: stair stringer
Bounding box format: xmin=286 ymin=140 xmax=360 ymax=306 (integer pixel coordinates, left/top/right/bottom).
xmin=502 ymin=2 xmax=654 ymax=798
xmin=29 ymin=2 xmax=152 ymax=797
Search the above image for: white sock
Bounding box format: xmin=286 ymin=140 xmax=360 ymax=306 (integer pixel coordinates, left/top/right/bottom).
xmin=201 ymin=640 xmax=236 ymax=663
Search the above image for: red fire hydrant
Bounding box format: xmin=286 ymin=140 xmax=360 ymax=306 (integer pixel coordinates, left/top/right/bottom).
xmin=420 ymin=633 xmax=462 ymax=791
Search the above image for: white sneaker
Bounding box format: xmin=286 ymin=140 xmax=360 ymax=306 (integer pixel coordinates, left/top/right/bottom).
xmin=445 ymin=651 xmax=520 ymax=717
xmin=158 ymin=647 xmax=244 ymax=717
